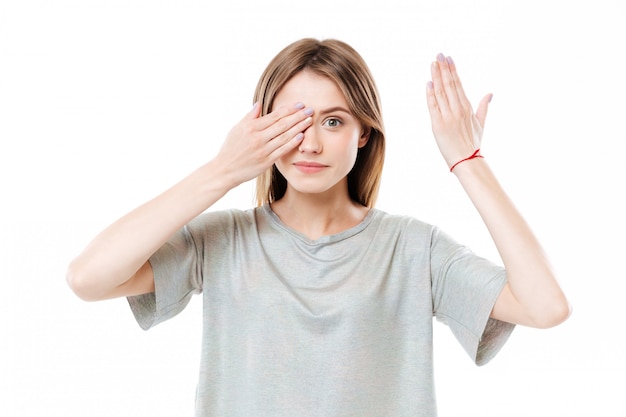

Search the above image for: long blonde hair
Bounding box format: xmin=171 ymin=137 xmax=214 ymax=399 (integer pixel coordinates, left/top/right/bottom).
xmin=254 ymin=38 xmax=385 ymax=208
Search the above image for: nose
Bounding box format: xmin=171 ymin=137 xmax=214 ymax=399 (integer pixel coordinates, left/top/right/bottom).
xmin=298 ymin=125 xmax=322 ymax=154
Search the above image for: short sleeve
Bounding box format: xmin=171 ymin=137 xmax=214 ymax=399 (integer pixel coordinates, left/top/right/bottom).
xmin=430 ymin=226 xmax=515 ymax=366
xmin=127 ymin=223 xmax=203 ymax=330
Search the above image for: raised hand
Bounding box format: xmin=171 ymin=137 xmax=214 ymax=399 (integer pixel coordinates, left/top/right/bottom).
xmin=215 ymin=102 xmax=314 ymax=187
xmin=426 ymin=53 xmax=492 ymax=171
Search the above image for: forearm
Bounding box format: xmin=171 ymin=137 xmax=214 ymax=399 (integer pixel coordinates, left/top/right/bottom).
xmin=66 ymin=159 xmax=233 ymax=300
xmin=453 ymin=158 xmax=570 ymax=327
xmin=67 ymin=101 xmax=318 ymax=300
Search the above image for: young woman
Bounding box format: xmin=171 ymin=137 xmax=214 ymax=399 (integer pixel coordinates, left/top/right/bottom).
xmin=67 ymin=38 xmax=570 ymax=416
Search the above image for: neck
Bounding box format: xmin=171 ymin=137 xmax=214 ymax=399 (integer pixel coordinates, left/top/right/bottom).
xmin=270 ymin=183 xmax=368 ymax=240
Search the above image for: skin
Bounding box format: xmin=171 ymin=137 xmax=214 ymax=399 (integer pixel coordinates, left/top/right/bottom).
xmin=271 ymin=70 xmax=370 ymax=240
xmin=67 ymin=54 xmax=571 ymax=329
xmin=66 ymin=101 xmax=313 ymax=300
xmin=427 ymin=54 xmax=571 ymax=328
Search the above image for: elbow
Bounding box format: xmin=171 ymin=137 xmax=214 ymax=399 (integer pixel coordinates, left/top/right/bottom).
xmin=531 ymin=296 xmax=572 ymax=329
xmin=66 ymin=260 xmax=101 ymax=302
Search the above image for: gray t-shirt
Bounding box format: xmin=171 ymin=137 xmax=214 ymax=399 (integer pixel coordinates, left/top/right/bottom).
xmin=128 ymin=205 xmax=514 ymax=417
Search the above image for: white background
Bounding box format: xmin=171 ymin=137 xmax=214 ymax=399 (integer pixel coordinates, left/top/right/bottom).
xmin=1 ymin=0 xmax=625 ymax=416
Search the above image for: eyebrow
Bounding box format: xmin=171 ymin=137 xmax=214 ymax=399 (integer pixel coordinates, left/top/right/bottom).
xmin=317 ymin=106 xmax=352 ymax=116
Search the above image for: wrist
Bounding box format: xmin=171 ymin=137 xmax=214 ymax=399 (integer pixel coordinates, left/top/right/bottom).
xmin=181 ymin=160 xmax=235 ymax=208
xmin=449 ymin=149 xmax=483 ymax=172
xmin=202 ymin=157 xmax=241 ymax=191
xmin=450 ymin=156 xmax=493 ymax=185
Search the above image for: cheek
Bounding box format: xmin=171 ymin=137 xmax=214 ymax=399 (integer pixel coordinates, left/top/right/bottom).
xmin=343 ymin=132 xmax=363 ymax=156
xmin=274 ymin=158 xmax=289 ymax=177
xmin=329 ymin=138 xmax=360 ymax=170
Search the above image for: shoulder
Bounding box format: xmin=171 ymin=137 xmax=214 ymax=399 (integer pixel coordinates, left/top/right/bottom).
xmin=186 ymin=207 xmax=257 ymax=237
xmin=370 ymin=210 xmax=472 ymax=260
xmin=372 ymin=209 xmax=436 ymax=236
xmin=368 ymin=209 xmax=440 ymax=251
xmin=374 ymin=210 xmax=464 ymax=247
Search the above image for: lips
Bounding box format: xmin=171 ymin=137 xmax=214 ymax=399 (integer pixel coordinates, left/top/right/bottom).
xmin=293 ymin=161 xmax=328 ymax=173
xmin=294 ymin=161 xmax=327 ymax=167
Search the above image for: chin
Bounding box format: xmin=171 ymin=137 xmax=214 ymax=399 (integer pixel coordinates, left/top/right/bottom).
xmin=288 ymin=183 xmax=335 ymax=196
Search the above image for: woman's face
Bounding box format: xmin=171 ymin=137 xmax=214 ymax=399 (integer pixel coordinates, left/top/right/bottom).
xmin=272 ymin=70 xmax=369 ymax=198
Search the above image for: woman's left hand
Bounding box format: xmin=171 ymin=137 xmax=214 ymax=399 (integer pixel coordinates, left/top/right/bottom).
xmin=426 ymin=54 xmax=492 ymax=170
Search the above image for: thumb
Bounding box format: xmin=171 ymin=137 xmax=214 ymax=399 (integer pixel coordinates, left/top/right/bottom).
xmin=475 ymin=93 xmax=493 ymax=128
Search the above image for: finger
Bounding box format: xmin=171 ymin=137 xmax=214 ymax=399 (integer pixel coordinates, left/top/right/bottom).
xmin=255 ymin=102 xmax=306 ymax=130
xmin=446 ymin=56 xmax=472 ymax=111
xmin=430 ymin=59 xmax=450 ymax=115
xmin=266 ymin=117 xmax=312 ymax=159
xmin=267 ymin=114 xmax=313 ymax=149
xmin=426 ymin=81 xmax=442 ymax=122
xmin=262 ymin=106 xmax=314 ymax=143
xmin=268 ymin=132 xmax=304 ymax=161
xmin=475 ymin=94 xmax=493 ymax=128
xmin=436 ymin=53 xmax=462 ymax=113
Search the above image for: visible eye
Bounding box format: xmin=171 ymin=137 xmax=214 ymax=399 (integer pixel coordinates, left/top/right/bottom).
xmin=323 ymin=118 xmax=342 ymax=128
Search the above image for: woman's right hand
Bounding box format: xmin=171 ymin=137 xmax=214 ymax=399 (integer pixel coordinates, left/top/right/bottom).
xmin=66 ymin=102 xmax=314 ymax=301
xmin=214 ymin=102 xmax=314 ymax=187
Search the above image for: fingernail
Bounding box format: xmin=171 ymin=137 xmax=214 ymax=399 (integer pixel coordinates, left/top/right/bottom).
xmin=446 ymin=56 xmax=454 ymax=65
xmin=294 ymin=133 xmax=304 ymax=141
xmin=437 ymin=53 xmax=445 ymax=62
xmin=488 ymin=94 xmax=493 ymax=103
xmin=295 ymin=102 xmax=305 ymax=110
xmin=303 ymin=107 xmax=314 ymax=116
xmin=427 ymin=81 xmax=433 ymax=89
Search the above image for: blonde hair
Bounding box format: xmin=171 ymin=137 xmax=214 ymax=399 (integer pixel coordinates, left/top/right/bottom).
xmin=254 ymin=38 xmax=385 ymax=208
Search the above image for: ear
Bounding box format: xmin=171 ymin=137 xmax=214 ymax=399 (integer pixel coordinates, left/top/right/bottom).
xmin=358 ymin=127 xmax=371 ymax=148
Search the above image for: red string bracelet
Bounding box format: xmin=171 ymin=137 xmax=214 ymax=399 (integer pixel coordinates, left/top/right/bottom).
xmin=449 ymin=149 xmax=484 ymax=172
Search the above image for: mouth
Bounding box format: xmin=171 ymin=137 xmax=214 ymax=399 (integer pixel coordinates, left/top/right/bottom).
xmin=293 ymin=161 xmax=329 ymax=174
